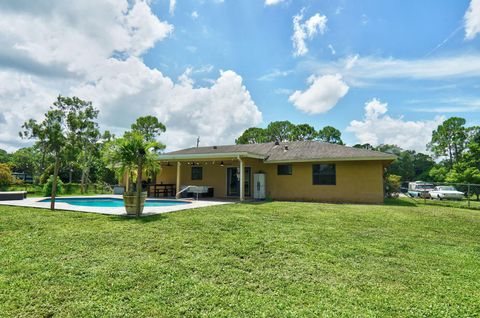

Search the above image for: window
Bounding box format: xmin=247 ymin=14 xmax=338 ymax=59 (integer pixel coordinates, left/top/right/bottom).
xmin=277 ymin=164 xmax=292 ymax=175
xmin=312 ymin=164 xmax=336 ymax=185
xmin=191 ymin=166 xmax=203 ymax=180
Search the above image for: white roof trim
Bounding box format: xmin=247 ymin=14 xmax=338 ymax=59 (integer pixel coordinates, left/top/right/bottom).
xmin=158 ymin=152 xmax=266 ymax=160
xmin=264 ymin=157 xmax=396 ymax=163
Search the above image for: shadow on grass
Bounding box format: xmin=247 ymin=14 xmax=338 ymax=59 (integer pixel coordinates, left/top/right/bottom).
xmin=241 ymin=200 xmax=273 ymax=206
xmin=108 ymin=213 xmax=168 ymax=223
xmin=384 ymin=198 xmax=418 ymax=207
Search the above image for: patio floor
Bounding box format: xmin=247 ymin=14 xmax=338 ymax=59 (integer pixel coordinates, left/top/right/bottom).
xmin=0 ymin=195 xmax=233 ymax=216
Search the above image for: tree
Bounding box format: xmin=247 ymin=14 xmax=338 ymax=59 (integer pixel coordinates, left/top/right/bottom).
xmin=20 ymin=96 xmax=99 ymax=210
xmin=235 ymin=127 xmax=268 ymax=144
xmin=428 ymin=117 xmax=467 ymax=168
xmin=10 ymin=147 xmax=40 ymax=176
xmin=236 ymin=122 xmax=345 ymax=145
xmin=353 ymin=143 xmax=374 ymax=150
xmin=467 ymin=126 xmax=480 ymax=144
xmin=0 ymin=163 xmax=13 ymax=188
xmin=386 ymin=151 xmax=415 ymax=181
xmin=375 ymin=144 xmax=402 ymax=155
xmin=429 ymin=165 xmax=449 ymax=182
xmin=291 ymin=124 xmax=317 ymax=141
xmin=21 ymin=112 xmax=65 ymax=210
xmin=0 ymin=149 xmax=10 ymax=163
xmin=131 ymin=116 xmax=166 ymax=141
xmin=317 ymin=126 xmax=344 ymax=145
xmin=412 ymin=152 xmax=435 ymax=180
xmin=265 ymin=121 xmax=295 ymax=142
xmin=102 ymin=130 xmax=115 ymax=142
xmin=447 ymin=129 xmax=480 ymax=200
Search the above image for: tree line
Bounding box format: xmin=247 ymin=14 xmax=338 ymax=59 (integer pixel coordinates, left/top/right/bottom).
xmin=236 ymin=121 xmax=344 ymax=145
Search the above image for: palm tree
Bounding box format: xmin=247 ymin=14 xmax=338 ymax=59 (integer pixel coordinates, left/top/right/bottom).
xmin=103 ymin=131 xmax=163 ymax=215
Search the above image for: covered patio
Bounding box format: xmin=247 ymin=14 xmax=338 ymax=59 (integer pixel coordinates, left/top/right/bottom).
xmin=153 ymin=152 xmax=267 ymax=202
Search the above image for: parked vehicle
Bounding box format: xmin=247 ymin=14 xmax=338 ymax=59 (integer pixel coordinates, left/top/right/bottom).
xmin=429 ymin=186 xmax=464 ymax=200
xmin=408 ymin=181 xmax=434 ymax=198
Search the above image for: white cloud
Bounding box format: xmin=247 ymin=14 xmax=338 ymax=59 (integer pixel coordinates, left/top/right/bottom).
xmin=346 ymin=98 xmax=444 ymax=152
xmin=73 ymin=61 xmax=262 ymax=150
xmin=186 ymin=46 xmax=197 ymax=53
xmin=465 ymin=0 xmax=480 ymax=40
xmin=0 ymin=0 xmax=173 ymax=74
xmin=265 ymin=0 xmax=285 ymax=6
xmin=328 ymin=44 xmax=336 ymax=55
xmin=274 ymin=88 xmax=293 ymax=95
xmin=292 ymin=10 xmax=327 ymax=57
xmin=257 ymin=69 xmax=292 ymax=81
xmin=191 ymin=11 xmax=199 ymax=19
xmin=169 ymin=0 xmax=176 ymax=16
xmin=0 ymin=0 xmax=263 ymax=151
xmin=0 ymin=71 xmax=57 ymax=151
xmin=305 ymin=13 xmax=328 ymax=37
xmin=288 ymin=74 xmax=349 ymax=115
xmin=302 ymin=54 xmax=480 ymax=84
xmin=361 ymin=14 xmax=369 ymax=25
xmin=407 ymin=97 xmax=480 ymax=113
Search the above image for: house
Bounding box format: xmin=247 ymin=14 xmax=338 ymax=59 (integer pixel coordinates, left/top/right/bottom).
xmin=154 ymin=141 xmax=396 ymax=204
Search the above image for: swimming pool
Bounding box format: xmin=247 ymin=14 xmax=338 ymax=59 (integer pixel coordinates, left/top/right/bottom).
xmin=40 ymin=197 xmax=191 ymax=208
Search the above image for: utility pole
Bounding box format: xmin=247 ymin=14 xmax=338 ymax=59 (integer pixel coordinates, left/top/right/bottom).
xmin=196 ymin=136 xmax=200 ymax=148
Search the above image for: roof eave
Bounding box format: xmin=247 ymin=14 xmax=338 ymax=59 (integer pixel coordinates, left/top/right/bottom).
xmin=264 ymin=156 xmax=397 ymax=164
xmin=158 ymin=152 xmax=266 ymax=160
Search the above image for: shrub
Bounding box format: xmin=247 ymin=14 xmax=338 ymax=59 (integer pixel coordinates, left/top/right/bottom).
xmin=43 ymin=175 xmax=63 ymax=197
xmin=39 ymin=164 xmax=55 ymax=184
xmin=385 ymin=174 xmax=402 ymax=198
xmin=0 ymin=163 xmax=13 ymax=188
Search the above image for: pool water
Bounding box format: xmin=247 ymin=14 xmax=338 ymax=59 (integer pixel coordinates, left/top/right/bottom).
xmin=40 ymin=197 xmax=190 ymax=208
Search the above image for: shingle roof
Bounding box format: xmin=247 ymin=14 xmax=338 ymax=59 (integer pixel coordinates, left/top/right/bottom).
xmin=161 ymin=141 xmax=396 ymax=162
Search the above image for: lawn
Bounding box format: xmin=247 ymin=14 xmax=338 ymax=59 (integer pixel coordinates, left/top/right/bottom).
xmin=1 ymin=201 xmax=479 ymax=317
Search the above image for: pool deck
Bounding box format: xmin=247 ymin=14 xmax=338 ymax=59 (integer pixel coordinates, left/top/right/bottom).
xmin=0 ymin=195 xmax=233 ymax=216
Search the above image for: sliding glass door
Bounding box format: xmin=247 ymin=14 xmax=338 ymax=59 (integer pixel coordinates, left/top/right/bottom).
xmin=226 ymin=167 xmax=251 ymax=196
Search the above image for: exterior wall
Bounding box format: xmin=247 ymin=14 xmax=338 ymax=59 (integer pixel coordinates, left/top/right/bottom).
xmin=155 ymin=158 xmax=386 ymax=204
xmin=264 ymin=161 xmax=385 ymax=204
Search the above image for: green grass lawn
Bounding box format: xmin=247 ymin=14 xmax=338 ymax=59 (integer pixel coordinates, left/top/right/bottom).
xmin=1 ymin=201 xmax=479 ymax=317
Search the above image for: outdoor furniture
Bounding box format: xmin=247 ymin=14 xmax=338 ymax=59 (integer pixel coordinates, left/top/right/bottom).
xmin=148 ymin=184 xmax=176 ymax=198
xmin=0 ymin=191 xmax=27 ymax=201
xmin=113 ymin=185 xmax=125 ymax=195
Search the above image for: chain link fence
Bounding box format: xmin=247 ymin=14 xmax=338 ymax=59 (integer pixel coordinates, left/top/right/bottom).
xmin=398 ymin=181 xmax=480 ymax=211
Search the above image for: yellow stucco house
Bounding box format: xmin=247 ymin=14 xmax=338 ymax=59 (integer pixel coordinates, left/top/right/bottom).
xmin=153 ymin=141 xmax=396 ymax=204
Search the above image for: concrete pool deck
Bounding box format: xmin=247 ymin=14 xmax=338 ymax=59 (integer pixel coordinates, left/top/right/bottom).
xmin=0 ymin=195 xmax=233 ymax=216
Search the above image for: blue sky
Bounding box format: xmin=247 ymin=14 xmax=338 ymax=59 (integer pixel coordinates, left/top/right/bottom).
xmin=0 ymin=0 xmax=479 ymax=152
xmin=150 ymin=0 xmax=480 ymax=150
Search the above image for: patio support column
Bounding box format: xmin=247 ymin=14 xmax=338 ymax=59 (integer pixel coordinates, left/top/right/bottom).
xmin=238 ymin=156 xmax=244 ymax=202
xmin=176 ymin=162 xmax=181 ymax=199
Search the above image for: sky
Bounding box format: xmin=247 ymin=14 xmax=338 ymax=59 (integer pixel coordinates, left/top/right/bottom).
xmin=0 ymin=0 xmax=479 ymax=153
